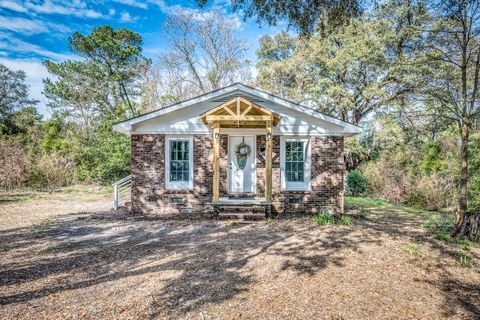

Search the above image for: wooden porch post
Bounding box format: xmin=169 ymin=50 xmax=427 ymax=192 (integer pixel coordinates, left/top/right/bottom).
xmin=265 ymin=120 xmax=273 ymax=203
xmin=213 ymin=121 xmax=220 ymax=203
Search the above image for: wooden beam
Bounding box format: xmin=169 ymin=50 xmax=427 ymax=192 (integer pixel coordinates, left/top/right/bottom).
xmin=265 ymin=121 xmax=273 ymax=203
xmin=238 ymin=97 xmax=274 ymax=115
xmin=224 ymin=106 xmax=236 ymax=116
xmin=198 ymin=98 xmax=237 ymax=119
xmin=205 ymin=115 xmax=274 ymax=122
xmin=241 ymin=104 xmax=253 ymax=117
xmin=213 ymin=122 xmax=220 ymax=203
xmin=236 ymin=97 xmax=240 ymax=127
xmin=198 ymin=96 xmax=282 ymax=128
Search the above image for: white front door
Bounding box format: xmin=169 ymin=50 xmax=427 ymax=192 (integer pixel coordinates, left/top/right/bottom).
xmin=229 ymin=136 xmax=256 ymax=193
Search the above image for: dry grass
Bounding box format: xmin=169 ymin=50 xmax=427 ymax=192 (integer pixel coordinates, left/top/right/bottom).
xmin=0 ymin=192 xmax=479 ymax=319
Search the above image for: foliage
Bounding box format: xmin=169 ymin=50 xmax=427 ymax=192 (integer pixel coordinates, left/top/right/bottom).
xmin=0 ymin=64 xmax=38 ymax=132
xmin=362 ymin=148 xmax=457 ymax=210
xmin=468 ymin=133 xmax=480 ymax=211
xmin=346 ymin=170 xmax=368 ymax=196
xmin=195 ymin=0 xmax=361 ymax=34
xmin=313 ymin=212 xmax=336 ymax=225
xmin=0 ymin=139 xmax=31 ymax=189
xmin=44 ymin=25 xmax=150 ymax=124
xmin=27 ymin=153 xmax=76 ymax=190
xmin=340 ymin=215 xmax=352 ymax=225
xmin=254 ymin=11 xmax=420 ymax=124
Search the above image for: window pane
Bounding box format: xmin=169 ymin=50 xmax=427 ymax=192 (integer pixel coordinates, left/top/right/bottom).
xmin=170 ymin=140 xmax=190 ymax=182
xmin=285 ymin=141 xmax=305 ymax=182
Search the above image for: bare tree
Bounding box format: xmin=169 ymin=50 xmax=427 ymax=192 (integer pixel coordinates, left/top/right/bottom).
xmin=145 ymin=9 xmax=251 ymax=108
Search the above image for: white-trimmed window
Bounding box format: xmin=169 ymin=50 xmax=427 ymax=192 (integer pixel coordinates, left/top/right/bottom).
xmin=165 ymin=135 xmax=193 ymax=190
xmin=280 ymin=137 xmax=311 ymax=191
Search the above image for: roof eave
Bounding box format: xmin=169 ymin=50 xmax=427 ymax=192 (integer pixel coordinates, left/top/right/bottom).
xmin=112 ymin=83 xmax=363 ymax=135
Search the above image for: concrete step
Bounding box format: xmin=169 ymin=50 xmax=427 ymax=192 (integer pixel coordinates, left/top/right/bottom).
xmin=218 ymin=213 xmax=266 ymax=221
xmin=218 ymin=205 xmax=266 ymax=213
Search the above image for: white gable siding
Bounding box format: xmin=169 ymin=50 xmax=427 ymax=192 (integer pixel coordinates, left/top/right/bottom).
xmin=132 ymin=99 xmax=350 ymax=136
xmin=114 ymin=83 xmax=361 ymax=136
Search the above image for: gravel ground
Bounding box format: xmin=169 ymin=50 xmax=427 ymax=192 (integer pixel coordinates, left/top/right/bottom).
xmin=0 ymin=191 xmax=479 ymax=319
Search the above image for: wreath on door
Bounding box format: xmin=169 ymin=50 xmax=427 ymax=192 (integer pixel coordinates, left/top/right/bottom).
xmin=235 ymin=141 xmax=251 ymax=170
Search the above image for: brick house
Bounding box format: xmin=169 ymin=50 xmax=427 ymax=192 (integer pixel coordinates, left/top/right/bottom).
xmin=113 ymin=83 xmax=361 ymax=218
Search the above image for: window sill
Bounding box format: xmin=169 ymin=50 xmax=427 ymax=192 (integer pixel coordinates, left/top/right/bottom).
xmin=281 ymin=187 xmax=310 ymax=192
xmin=165 ymin=184 xmax=193 ymax=191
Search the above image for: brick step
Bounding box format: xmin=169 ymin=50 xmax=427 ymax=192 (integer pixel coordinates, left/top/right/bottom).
xmin=218 ymin=213 xmax=266 ymax=221
xmin=218 ymin=205 xmax=266 ymax=213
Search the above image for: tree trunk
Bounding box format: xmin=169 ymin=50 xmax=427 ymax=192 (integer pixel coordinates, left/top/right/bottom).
xmin=452 ymin=121 xmax=469 ymax=237
xmin=454 ymin=212 xmax=480 ymax=240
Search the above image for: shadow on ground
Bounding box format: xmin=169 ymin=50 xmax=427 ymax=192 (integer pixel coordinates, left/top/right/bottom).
xmin=0 ymin=204 xmax=478 ymax=318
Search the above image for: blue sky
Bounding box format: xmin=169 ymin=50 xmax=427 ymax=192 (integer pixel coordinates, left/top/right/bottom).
xmin=0 ymin=0 xmax=286 ymax=116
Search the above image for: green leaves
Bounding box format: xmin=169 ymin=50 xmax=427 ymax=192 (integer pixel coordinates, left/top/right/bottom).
xmin=44 ymin=25 xmax=151 ymax=123
xmin=255 ymin=15 xmax=413 ymax=124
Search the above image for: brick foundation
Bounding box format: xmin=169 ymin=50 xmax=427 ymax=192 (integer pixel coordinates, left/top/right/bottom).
xmin=131 ymin=134 xmax=344 ymax=216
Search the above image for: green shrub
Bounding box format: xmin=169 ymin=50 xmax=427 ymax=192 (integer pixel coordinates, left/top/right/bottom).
xmin=468 ymin=134 xmax=480 ymax=211
xmin=346 ymin=169 xmax=368 ymax=196
xmin=313 ymin=213 xmax=335 ymax=225
xmin=340 ymin=215 xmax=352 ymax=225
xmin=362 ymin=148 xmax=456 ymax=210
xmin=421 ymin=141 xmax=448 ymax=174
xmin=27 ymin=153 xmax=76 ymax=190
xmin=0 ymin=139 xmax=30 ymax=189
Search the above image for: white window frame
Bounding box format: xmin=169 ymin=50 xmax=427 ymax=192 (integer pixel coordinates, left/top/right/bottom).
xmin=280 ymin=136 xmax=311 ymax=191
xmin=165 ymin=135 xmax=194 ymax=190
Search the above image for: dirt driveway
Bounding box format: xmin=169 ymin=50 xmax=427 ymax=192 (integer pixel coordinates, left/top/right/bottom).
xmin=0 ymin=190 xmax=479 ymax=319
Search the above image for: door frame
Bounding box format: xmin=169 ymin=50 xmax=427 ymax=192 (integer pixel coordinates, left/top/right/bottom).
xmin=227 ymin=135 xmax=257 ymax=194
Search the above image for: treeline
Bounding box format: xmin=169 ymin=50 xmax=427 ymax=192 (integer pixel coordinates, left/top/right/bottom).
xmin=1 ymin=1 xmax=480 ymax=222
xmin=0 ymin=10 xmax=251 ymax=190
xmin=252 ymin=0 xmax=480 ymax=226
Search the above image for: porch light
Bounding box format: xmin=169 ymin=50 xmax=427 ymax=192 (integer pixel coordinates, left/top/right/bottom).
xmin=215 ymin=133 xmax=220 ymax=140
xmin=266 ymin=132 xmax=272 ymax=140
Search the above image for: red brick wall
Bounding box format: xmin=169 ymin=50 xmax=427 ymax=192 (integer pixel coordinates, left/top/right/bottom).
xmin=131 ymin=134 xmax=344 ymax=215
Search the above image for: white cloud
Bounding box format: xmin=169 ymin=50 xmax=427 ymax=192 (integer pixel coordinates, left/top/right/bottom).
xmin=119 ymin=11 xmax=139 ymax=22
xmin=0 ymin=0 xmax=27 ymax=12
xmin=113 ymin=0 xmax=148 ymax=9
xmin=0 ymin=57 xmax=50 ymax=116
xmin=0 ymin=15 xmax=71 ymax=35
xmin=24 ymin=0 xmax=106 ymax=19
xmin=0 ymin=32 xmax=74 ymax=61
xmin=109 ymin=8 xmax=115 ymax=15
xmin=0 ymin=15 xmax=49 ymax=34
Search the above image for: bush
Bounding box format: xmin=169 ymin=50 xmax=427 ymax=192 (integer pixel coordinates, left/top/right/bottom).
xmin=362 ymin=148 xmax=456 ymax=210
xmin=0 ymin=139 xmax=31 ymax=189
xmin=27 ymin=153 xmax=76 ymax=190
xmin=73 ymin=122 xmax=130 ymax=184
xmin=340 ymin=215 xmax=352 ymax=225
xmin=405 ymin=173 xmax=456 ymax=210
xmin=346 ymin=169 xmax=368 ymax=196
xmin=313 ymin=213 xmax=335 ymax=225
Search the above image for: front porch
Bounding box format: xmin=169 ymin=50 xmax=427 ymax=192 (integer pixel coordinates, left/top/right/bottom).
xmin=198 ymin=97 xmax=281 ymax=213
